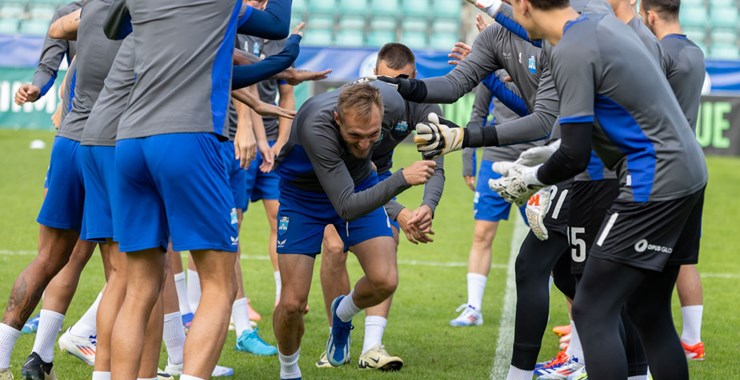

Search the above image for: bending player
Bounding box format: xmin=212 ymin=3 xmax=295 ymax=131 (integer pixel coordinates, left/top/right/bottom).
xmin=272 ymin=82 xmax=436 ymax=380
xmin=316 ymin=43 xmax=445 ymax=371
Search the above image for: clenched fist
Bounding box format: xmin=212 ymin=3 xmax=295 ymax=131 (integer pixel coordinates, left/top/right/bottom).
xmin=402 ymin=160 xmax=437 ymax=186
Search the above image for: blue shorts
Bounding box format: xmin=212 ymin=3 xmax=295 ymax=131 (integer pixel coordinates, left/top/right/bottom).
xmin=244 ymin=140 xmax=280 ymax=208
xmin=276 ymin=174 xmax=394 ymax=257
xmin=221 ymin=142 xmax=247 ymax=211
xmin=377 ymin=170 xmax=400 ymax=231
xmin=80 ymin=146 xmax=116 ymax=242
xmin=113 ymin=133 xmax=239 ymax=253
xmin=37 ymin=137 xmax=85 ymax=233
xmin=474 ymin=160 xmax=526 ymax=222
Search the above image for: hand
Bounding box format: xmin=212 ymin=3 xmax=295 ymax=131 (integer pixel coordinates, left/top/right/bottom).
xmin=235 ymin=123 xmax=257 ymax=169
xmin=464 ymin=0 xmax=503 ymax=16
xmin=414 ymin=112 xmax=464 ymax=159
xmin=269 ymin=140 xmax=286 ymax=167
xmin=475 ymin=14 xmax=489 ymax=33
xmin=515 ymin=140 xmax=560 ymax=167
xmin=464 ymin=175 xmax=476 ymax=191
xmin=397 ymin=207 xmax=435 ymax=244
xmin=252 ymin=101 xmax=296 ymax=119
xmin=408 ymin=204 xmax=434 ymax=233
xmin=283 ymin=68 xmax=333 ymax=85
xmin=258 ymin=140 xmax=275 ymax=173
xmin=488 ymin=163 xmax=545 ymax=206
xmin=525 ymin=187 xmax=553 ymax=241
xmin=448 ymin=42 xmax=472 ymax=66
xmin=402 ymin=160 xmax=437 ymax=186
xmin=291 ymin=22 xmax=305 ymax=37
xmin=51 ymin=104 xmax=62 ymax=130
xmin=15 ymin=84 xmax=40 ymax=105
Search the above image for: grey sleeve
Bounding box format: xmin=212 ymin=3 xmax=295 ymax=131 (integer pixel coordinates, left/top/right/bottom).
xmin=383 ymin=200 xmax=405 ymax=221
xmin=493 ymin=50 xmax=559 ymax=145
xmin=421 ymin=27 xmax=502 ymax=103
xmin=422 ymin=154 xmax=445 ymax=213
xmin=302 ymin=125 xmax=411 ymax=221
xmin=463 ymin=85 xmax=491 ymax=176
xmin=31 ymin=9 xmax=71 ymax=97
xmin=551 ymin=41 xmax=597 ymax=123
xmin=462 ymin=148 xmax=476 ymax=176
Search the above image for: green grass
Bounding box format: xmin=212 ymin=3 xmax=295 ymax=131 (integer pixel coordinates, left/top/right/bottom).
xmin=0 ymin=130 xmax=738 ymax=379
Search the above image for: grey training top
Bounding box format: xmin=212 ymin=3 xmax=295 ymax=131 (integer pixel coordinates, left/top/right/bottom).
xmin=275 ymin=82 xmax=412 ymax=221
xmin=118 ymin=0 xmax=241 ymax=140
xmin=553 ymin=14 xmax=707 ymax=202
xmin=31 ymin=1 xmax=81 ymax=99
xmin=240 ymin=35 xmax=288 ymax=141
xmin=462 ymin=82 xmax=540 ymax=177
xmin=58 ymin=0 xmax=123 ymax=142
xmin=661 ymin=35 xmax=706 ymax=131
xmin=81 ymin=36 xmax=134 ymax=147
xmin=374 ymin=101 xmax=446 ymax=220
xmin=420 ymin=22 xmax=559 ymax=146
xmin=60 ymin=58 xmax=77 ymax=122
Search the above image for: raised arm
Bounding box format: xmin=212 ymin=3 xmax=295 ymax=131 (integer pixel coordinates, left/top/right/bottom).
xmin=237 ymin=0 xmax=292 ymax=40
xmin=232 ymin=34 xmax=301 ymax=90
xmin=48 ymin=8 xmax=81 ymax=40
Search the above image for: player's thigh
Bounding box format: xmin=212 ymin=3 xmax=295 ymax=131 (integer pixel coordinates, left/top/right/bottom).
xmin=475 ymin=160 xmax=514 ymax=224
xmin=38 ymin=136 xmax=86 ymax=232
xmin=343 ymin=207 xmax=397 ymax=283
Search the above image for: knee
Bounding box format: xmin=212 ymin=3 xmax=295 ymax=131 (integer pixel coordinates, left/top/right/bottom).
xmin=322 ymin=241 xmax=346 ymax=260
xmin=33 ymin=255 xmax=69 ymax=279
xmin=279 ymin=297 xmax=308 ymax=318
xmin=368 ymin=273 xmax=398 ymax=299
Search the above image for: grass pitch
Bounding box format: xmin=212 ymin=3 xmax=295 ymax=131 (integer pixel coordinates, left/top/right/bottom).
xmin=0 ymin=130 xmax=738 ymax=379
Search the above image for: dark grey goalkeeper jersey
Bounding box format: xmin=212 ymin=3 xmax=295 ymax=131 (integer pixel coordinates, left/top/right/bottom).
xmin=58 ymin=0 xmax=123 ymax=142
xmin=276 ymin=82 xmax=412 ymax=221
xmin=240 ymin=35 xmax=287 ymax=141
xmin=553 ymin=14 xmax=707 ymax=202
xmin=420 ymin=22 xmax=558 ymax=146
xmin=661 ymin=35 xmax=705 ymax=131
xmin=82 ymin=36 xmax=135 ymax=147
xmin=119 ymin=0 xmax=241 ymax=140
xmin=373 ymin=101 xmax=445 ymax=219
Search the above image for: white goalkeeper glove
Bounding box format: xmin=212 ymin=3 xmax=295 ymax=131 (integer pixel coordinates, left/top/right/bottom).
xmin=488 ymin=162 xmax=545 ymax=206
xmin=414 ymin=112 xmax=464 ymax=159
xmin=464 ymin=0 xmax=503 ymax=17
xmin=515 ymin=140 xmax=561 ymax=167
xmin=525 ymin=187 xmax=554 ymax=241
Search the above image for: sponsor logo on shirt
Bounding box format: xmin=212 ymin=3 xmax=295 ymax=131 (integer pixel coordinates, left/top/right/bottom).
xmin=634 ymin=239 xmax=673 ymax=254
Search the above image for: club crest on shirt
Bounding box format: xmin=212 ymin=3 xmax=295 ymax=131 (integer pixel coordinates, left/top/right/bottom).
xmin=528 ymin=55 xmax=537 ymax=74
xmin=230 ymin=208 xmax=238 ymax=225
xmin=252 ymin=42 xmax=261 ymax=56
xmin=390 ymin=121 xmax=409 ymax=140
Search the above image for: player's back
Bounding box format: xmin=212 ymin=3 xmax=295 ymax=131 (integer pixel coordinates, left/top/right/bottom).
xmin=59 ymin=0 xmax=123 ymax=141
xmin=553 ymin=13 xmax=707 ymax=202
xmin=119 ymin=0 xmax=241 ymax=140
xmin=661 ymin=35 xmax=705 ymax=131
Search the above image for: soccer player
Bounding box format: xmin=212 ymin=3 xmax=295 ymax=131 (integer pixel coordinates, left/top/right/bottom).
xmin=640 ymin=0 xmax=707 ymax=360
xmin=452 ymin=80 xmax=536 ymax=327
xmin=238 ymin=0 xmax=297 ymax=307
xmin=315 ymin=44 xmax=445 ymax=371
xmin=108 ymin=0 xmax=292 ymax=378
xmin=272 ymin=82 xmax=436 ymax=380
xmin=489 ymin=1 xmax=707 ymax=379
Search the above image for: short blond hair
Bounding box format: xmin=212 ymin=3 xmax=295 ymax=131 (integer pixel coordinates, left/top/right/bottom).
xmin=336 ymin=83 xmax=384 ymax=123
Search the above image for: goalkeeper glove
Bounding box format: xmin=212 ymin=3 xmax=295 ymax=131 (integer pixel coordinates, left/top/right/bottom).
xmin=414 ymin=113 xmax=464 ymax=159
xmin=364 ymin=75 xmax=428 ymax=102
xmin=515 ymin=140 xmax=561 ymax=167
xmin=488 ymin=163 xmax=545 ymax=206
xmin=525 ymin=187 xmax=554 ymax=241
xmin=464 ymin=0 xmax=503 ymax=17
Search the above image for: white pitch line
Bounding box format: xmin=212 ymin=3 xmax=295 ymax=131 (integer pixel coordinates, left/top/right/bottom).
xmin=490 ymin=214 xmax=529 ymax=379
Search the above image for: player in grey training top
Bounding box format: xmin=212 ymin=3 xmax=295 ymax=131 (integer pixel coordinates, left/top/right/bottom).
xmin=492 ymin=3 xmax=707 ymax=378
xmin=640 ymin=0 xmax=708 ymax=362
xmin=14 ymin=1 xmax=82 ymax=106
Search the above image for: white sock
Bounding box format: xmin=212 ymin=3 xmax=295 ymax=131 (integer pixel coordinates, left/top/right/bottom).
xmin=70 ymin=291 xmax=102 ymax=339
xmin=278 ymin=349 xmax=301 ymax=380
xmin=180 ymin=376 xmax=205 ymax=380
xmin=0 ymin=323 xmax=21 ymax=369
xmin=33 ymin=309 xmax=65 ymax=362
xmin=566 ymin=320 xmax=584 ymax=364
xmin=680 ymin=305 xmax=703 ymax=345
xmin=336 ymin=291 xmax=362 ymax=323
xmin=466 ymin=273 xmax=487 ymax=311
xmin=162 ymin=312 xmax=186 ymax=366
xmin=274 ymin=271 xmax=282 ymax=302
xmin=136 ymin=378 xmax=157 ymax=380
xmin=506 ymin=365 xmax=533 ymax=380
xmin=187 ymin=269 xmax=201 ymax=313
xmin=174 ymin=272 xmax=192 ymax=315
xmin=231 ymin=297 xmax=253 ymax=337
xmin=628 ymin=376 xmax=648 ymax=380
xmin=362 ymin=316 xmax=387 ymax=354
xmin=92 ymin=371 xmax=111 ymax=380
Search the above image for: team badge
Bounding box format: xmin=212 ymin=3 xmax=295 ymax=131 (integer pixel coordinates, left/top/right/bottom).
xmin=390 ymin=121 xmax=409 ymax=140
xmin=230 ymin=208 xmax=238 ymax=225
xmin=278 ymin=216 xmax=289 ymax=233
xmin=528 ymin=55 xmax=537 ymax=74
xmin=252 ymin=42 xmax=261 ymax=56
